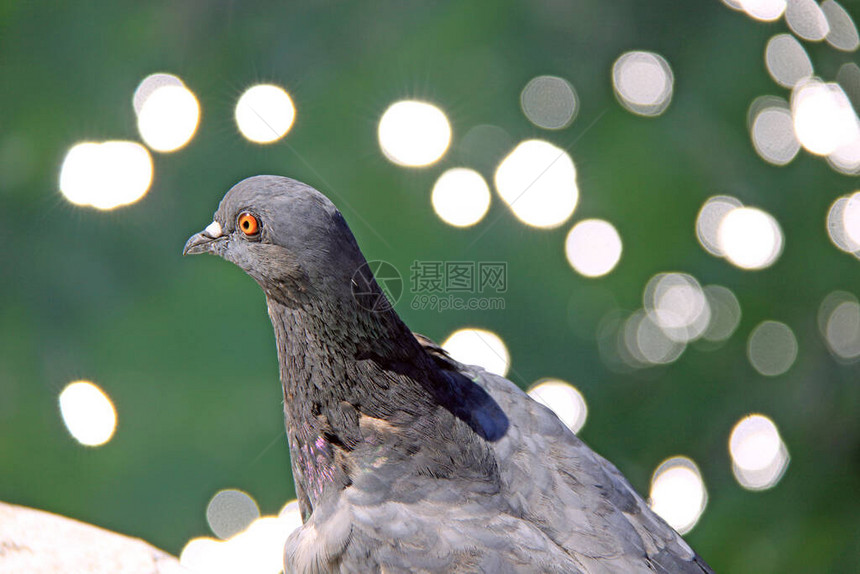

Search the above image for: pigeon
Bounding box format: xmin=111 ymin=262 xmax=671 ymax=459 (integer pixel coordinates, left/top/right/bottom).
xmin=184 ymin=175 xmax=714 ymax=574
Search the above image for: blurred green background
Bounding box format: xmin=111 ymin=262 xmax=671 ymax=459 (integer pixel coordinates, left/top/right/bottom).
xmin=2 ymin=1 xmax=859 ymax=572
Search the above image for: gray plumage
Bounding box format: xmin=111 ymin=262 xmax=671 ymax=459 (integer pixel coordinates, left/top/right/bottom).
xmin=184 ymin=175 xmax=714 ymax=574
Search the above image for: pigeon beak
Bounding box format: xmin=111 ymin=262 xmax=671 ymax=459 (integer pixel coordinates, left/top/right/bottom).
xmin=183 ymin=220 xmax=224 ymax=256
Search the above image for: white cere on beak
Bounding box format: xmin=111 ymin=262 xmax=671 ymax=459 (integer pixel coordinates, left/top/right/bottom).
xmin=204 ymin=221 xmax=223 ymax=238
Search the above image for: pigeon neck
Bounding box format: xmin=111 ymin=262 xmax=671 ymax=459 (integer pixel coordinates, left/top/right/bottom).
xmin=266 ymin=295 xmax=433 ymax=513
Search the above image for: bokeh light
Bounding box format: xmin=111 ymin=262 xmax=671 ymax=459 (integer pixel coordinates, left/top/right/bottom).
xmin=431 ymin=168 xmax=491 ymax=227
xmin=826 ymin=194 xmax=860 ymax=254
xmin=378 ymin=100 xmax=451 ymax=167
xmin=612 ymin=51 xmax=674 ymax=117
xmin=702 ymin=285 xmax=743 ymax=343
xmin=442 ymin=328 xmax=510 ymax=376
xmin=747 ymin=320 xmax=798 ymax=376
xmin=527 ymin=379 xmax=588 ymax=433
xmin=785 ymin=0 xmax=830 ymax=41
xmin=842 ymin=192 xmax=860 ymax=247
xmin=717 ymin=206 xmax=784 ymax=270
xmin=696 ymin=195 xmax=744 ymax=256
xmin=792 ymin=79 xmax=859 ymax=156
xmin=235 ymin=84 xmax=296 ymax=144
xmin=133 ymin=73 xmax=184 ymax=115
xmin=135 ymin=77 xmax=200 ymax=152
xmin=564 ymin=219 xmax=622 ymax=278
xmin=826 ymin=301 xmax=860 ymax=360
xmin=818 ymin=291 xmax=860 ymax=361
xmin=730 ymin=414 xmax=790 ymax=491
xmin=59 ymin=141 xmax=153 ymax=210
xmin=278 ymin=500 xmax=303 ymax=529
xmin=181 ymin=499 xmax=302 ymax=574
xmin=720 ymin=0 xmax=744 ymax=12
xmin=520 ymin=75 xmax=578 ymax=130
xmin=494 ymin=139 xmax=578 ymax=228
xmin=765 ymin=34 xmax=813 ymax=89
xmin=458 ymin=124 xmax=514 ymax=172
xmin=822 ymin=0 xmax=860 ymax=52
xmin=738 ymin=0 xmax=786 ymax=21
xmin=649 ymin=456 xmax=707 ymax=535
xmin=837 ymin=62 xmax=860 ymax=101
xmin=622 ymin=309 xmax=686 ymax=367
xmin=749 ymin=99 xmax=801 ymax=165
xmin=206 ymin=489 xmax=261 ymax=540
xmin=827 ymin=129 xmax=860 ymax=175
xmin=644 ymin=273 xmax=711 ymax=343
xmin=58 ymin=380 xmax=117 ymax=447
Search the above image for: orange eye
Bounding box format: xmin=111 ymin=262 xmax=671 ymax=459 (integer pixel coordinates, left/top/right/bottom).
xmin=237 ymin=212 xmax=260 ymax=236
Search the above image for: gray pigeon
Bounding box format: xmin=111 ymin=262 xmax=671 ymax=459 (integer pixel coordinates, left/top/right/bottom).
xmin=184 ymin=175 xmax=714 ymax=574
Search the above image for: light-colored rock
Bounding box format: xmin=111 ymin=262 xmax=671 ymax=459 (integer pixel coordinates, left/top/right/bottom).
xmin=0 ymin=502 xmax=186 ymax=574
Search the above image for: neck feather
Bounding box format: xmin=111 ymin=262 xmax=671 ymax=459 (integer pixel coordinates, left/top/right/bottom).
xmin=266 ymin=294 xmax=436 ymax=514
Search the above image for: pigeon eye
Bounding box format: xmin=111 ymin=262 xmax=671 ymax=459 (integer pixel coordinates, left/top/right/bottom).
xmin=237 ymin=212 xmax=260 ymax=236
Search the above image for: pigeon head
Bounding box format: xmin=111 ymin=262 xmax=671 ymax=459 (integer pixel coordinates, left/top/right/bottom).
xmin=183 ymin=175 xmax=370 ymax=305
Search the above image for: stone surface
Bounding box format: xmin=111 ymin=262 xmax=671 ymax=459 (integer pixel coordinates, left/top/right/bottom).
xmin=0 ymin=502 xmax=185 ymax=574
